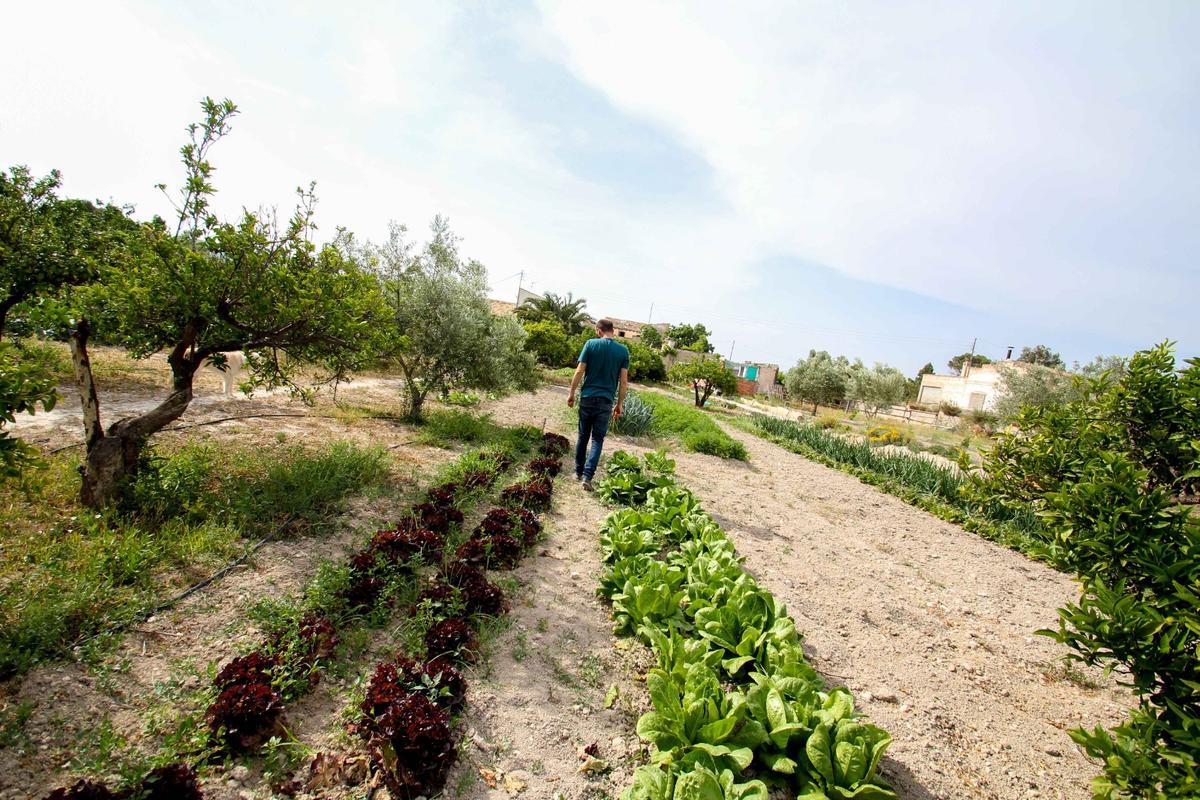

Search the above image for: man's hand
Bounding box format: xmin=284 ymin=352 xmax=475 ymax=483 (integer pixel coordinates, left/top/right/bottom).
xmin=613 ymin=403 xmax=622 ymax=419
xmin=567 ymin=392 xmax=576 ymax=408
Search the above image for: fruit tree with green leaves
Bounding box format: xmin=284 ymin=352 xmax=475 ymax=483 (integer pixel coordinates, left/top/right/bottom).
xmin=66 ymin=98 xmax=388 ymax=507
xmin=669 ymin=357 xmax=737 ymax=407
xmin=967 ymin=342 xmax=1199 ymax=799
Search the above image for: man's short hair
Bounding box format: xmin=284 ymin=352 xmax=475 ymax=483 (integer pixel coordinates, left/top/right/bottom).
xmin=596 ymin=319 xmax=615 ymax=333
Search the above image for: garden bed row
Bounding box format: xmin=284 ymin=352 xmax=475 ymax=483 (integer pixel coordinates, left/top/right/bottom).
xmin=41 ymin=434 xmax=570 ymax=799
xmin=594 ymin=451 xmax=895 ymax=800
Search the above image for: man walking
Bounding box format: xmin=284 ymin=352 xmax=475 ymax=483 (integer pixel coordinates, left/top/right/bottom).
xmin=567 ymin=318 xmax=628 ymax=491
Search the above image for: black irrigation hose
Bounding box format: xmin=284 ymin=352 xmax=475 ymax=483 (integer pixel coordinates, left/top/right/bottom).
xmin=77 ymin=512 xmax=302 ymax=650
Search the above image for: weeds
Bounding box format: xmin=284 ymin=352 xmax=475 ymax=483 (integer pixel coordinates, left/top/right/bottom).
xmin=639 ymin=393 xmax=749 ymax=461
xmin=0 ymin=440 xmax=390 ymax=678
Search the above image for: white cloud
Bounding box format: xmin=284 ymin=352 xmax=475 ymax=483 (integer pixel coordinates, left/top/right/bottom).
xmin=535 ymin=1 xmax=1200 ymax=342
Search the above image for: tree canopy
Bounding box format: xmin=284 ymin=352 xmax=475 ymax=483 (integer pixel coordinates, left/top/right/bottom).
xmin=639 ymin=325 xmax=664 ymax=350
xmin=666 ymin=323 xmax=714 ymax=353
xmin=848 ymin=363 xmax=908 ymax=416
xmin=785 ymin=350 xmax=850 ymax=413
xmin=968 ymin=342 xmax=1199 ymax=795
xmin=1017 ymin=344 xmax=1064 ymax=369
xmin=946 ymin=352 xmax=991 ymax=373
xmin=670 ymin=357 xmax=737 ymax=407
xmin=515 ymin=291 xmax=590 ymax=334
xmin=66 ymin=97 xmax=388 ymax=506
xmin=368 ymin=218 xmax=537 ymax=419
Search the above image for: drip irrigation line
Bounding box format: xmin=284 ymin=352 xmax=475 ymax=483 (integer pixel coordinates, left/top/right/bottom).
xmin=77 ymin=512 xmax=301 ymax=650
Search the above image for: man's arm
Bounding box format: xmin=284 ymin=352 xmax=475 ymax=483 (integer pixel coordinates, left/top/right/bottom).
xmin=567 ymin=362 xmax=586 ymax=407
xmin=615 ymin=368 xmax=628 ymax=417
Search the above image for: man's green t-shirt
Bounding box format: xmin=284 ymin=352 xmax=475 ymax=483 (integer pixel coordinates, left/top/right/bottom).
xmin=578 ymin=337 xmax=630 ymax=401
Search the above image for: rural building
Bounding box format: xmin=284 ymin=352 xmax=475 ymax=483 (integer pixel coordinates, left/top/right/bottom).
xmin=917 ymin=361 xmax=1024 ymax=411
xmin=725 ymin=359 xmax=781 ymax=397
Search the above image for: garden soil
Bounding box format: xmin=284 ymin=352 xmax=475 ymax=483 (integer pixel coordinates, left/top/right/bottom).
xmin=1 ymin=382 xmax=1131 ymax=800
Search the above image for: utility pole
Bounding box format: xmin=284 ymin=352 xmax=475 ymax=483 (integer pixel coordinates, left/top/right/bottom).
xmin=515 ymin=271 xmax=524 ymax=305
xmin=647 ymin=302 xmax=654 ymax=325
xmin=966 ymin=336 xmax=977 ymax=378
xmin=728 ymin=340 xmax=736 ymax=362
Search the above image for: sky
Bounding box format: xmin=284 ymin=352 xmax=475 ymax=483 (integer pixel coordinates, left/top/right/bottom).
xmin=2 ymin=1 xmax=1197 ymax=374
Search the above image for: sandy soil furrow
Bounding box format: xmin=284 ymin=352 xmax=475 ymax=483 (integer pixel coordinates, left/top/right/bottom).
xmin=482 ymin=387 xmax=1131 ymax=800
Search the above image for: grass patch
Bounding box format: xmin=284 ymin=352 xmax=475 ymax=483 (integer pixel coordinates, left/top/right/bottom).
xmin=639 ymin=392 xmax=748 ymax=460
xmin=0 ymin=440 xmax=391 ymax=678
xmin=416 ymin=409 xmax=540 ymax=453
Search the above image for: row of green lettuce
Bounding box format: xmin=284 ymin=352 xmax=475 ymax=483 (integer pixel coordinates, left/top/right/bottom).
xmin=595 ymin=451 xmax=895 ymax=800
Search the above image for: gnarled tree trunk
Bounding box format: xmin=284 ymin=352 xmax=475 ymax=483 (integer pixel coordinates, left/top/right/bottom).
xmin=70 ymin=320 xmax=197 ymax=508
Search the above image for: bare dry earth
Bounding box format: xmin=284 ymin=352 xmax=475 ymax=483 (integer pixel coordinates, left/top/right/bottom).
xmin=0 ymin=382 xmax=1132 ymax=800
xmin=479 ymin=386 xmax=1131 ymax=800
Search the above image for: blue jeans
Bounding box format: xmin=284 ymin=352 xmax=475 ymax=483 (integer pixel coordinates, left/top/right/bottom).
xmin=575 ymin=396 xmax=613 ymax=480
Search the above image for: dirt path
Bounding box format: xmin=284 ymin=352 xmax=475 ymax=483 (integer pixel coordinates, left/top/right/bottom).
xmin=445 ymin=388 xmax=652 ymax=800
xmin=480 ymin=386 xmax=1130 ymax=800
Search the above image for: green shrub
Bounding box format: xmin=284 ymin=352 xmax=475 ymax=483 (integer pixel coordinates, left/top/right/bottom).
xmin=815 ymin=413 xmax=843 ymax=430
xmin=626 ymin=340 xmax=666 ymax=382
xmin=682 ymin=430 xmax=748 ymax=460
xmin=939 ymin=401 xmax=961 ymax=417
xmin=639 ymin=392 xmax=748 ymax=461
xmin=967 ymin=343 xmax=1199 ymax=797
xmin=418 ymin=409 xmax=499 ymax=446
xmin=443 ymin=390 xmax=480 ymax=407
xmin=521 ymin=319 xmax=575 ymax=367
xmin=612 ymin=392 xmax=655 ymax=437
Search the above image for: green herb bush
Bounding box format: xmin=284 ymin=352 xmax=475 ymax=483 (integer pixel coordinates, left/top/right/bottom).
xmin=613 ymin=392 xmax=655 ymax=437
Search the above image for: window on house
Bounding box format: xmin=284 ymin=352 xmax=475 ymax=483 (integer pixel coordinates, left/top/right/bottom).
xmin=920 ymin=386 xmax=942 ymax=403
xmin=968 ymin=392 xmax=986 ymax=411
xmin=618 ymin=331 xmax=625 ymax=337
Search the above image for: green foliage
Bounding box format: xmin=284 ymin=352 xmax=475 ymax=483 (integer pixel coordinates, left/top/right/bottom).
xmin=639 ymin=392 xmax=748 ymax=460
xmin=939 ymin=401 xmax=961 ymax=417
xmin=515 ymin=291 xmax=590 ymax=334
xmin=0 ymin=440 xmax=388 ymax=677
xmin=967 ymin=342 xmax=1199 ymax=798
xmin=946 ymin=352 xmax=990 ymax=372
xmin=1017 ymin=344 xmax=1064 ymax=369
xmin=665 ymin=323 xmax=715 ymax=354
xmin=0 ymin=165 xmax=134 ymax=336
xmin=669 ymin=357 xmax=738 ymax=407
xmin=640 ymin=325 xmax=665 ymax=350
xmin=993 ymin=363 xmax=1073 ymax=420
xmin=683 ymin=431 xmax=749 ymax=460
xmin=417 ymin=409 xmax=501 ymax=447
xmin=598 ymin=450 xmax=677 ymax=505
xmin=613 ymin=392 xmax=655 ymax=437
xmin=521 ymin=318 xmax=574 ymax=367
xmin=597 ymin=449 xmax=893 ymax=800
xmin=847 ymin=363 xmax=907 ymax=417
xmin=367 ymin=218 xmax=538 ymax=420
xmin=0 ymin=342 xmax=58 ymax=476
xmin=785 ymin=351 xmax=851 ymax=413
xmin=627 ymin=340 xmax=667 ymax=382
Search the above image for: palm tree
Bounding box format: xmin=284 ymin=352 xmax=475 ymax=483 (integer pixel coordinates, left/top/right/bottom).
xmin=516 ymin=291 xmax=590 ymax=334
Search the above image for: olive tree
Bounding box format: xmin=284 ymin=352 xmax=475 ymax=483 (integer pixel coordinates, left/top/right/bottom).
xmin=68 ymin=98 xmax=387 ymax=506
xmin=669 ymin=357 xmax=737 ymax=407
xmin=367 ymin=219 xmax=537 ymax=420
xmin=785 ymin=350 xmax=851 ymax=414
xmin=848 ymin=363 xmax=908 ymax=417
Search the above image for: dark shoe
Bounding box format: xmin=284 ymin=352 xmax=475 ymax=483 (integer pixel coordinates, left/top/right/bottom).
xmin=582 ymin=479 xmax=594 ymax=492
xmin=575 ymin=472 xmax=583 ymax=481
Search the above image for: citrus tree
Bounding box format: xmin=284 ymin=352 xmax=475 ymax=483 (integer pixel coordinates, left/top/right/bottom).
xmin=669 ymin=357 xmax=736 ymax=407
xmin=67 ymin=98 xmax=387 ymax=506
xmin=968 ymin=342 xmax=1198 ymax=798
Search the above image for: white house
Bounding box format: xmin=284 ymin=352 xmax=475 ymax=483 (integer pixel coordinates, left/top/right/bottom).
xmin=917 ymin=361 xmax=1026 ymax=411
